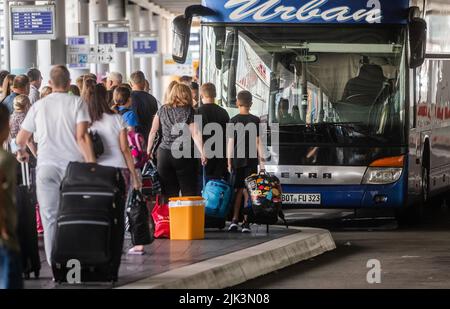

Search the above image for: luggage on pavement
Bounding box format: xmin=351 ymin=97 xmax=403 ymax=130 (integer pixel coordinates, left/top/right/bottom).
xmin=169 ymin=197 xmax=205 ymax=240
xmin=244 ymin=171 xmax=287 ymax=230
xmin=151 ymin=195 xmax=170 ymax=239
xmin=202 ymin=168 xmax=232 ymax=230
xmin=36 ymin=204 xmax=43 ymax=234
xmin=126 ymin=189 xmax=152 ymax=246
xmin=51 ymin=162 xmax=125 ymax=283
xmin=204 ymin=216 xmax=226 ymax=229
xmin=202 ymin=169 xmax=233 ymax=219
xmin=16 ymin=162 xmax=41 ymax=279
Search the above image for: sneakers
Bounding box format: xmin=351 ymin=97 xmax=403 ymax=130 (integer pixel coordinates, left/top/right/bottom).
xmin=127 ymin=246 xmax=145 ymax=255
xmin=228 ymin=220 xmax=239 ymax=232
xmin=241 ymin=222 xmax=251 ymax=233
xmin=228 ymin=220 xmax=251 ymax=233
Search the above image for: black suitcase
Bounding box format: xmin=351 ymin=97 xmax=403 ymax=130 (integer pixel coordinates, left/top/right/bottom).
xmin=205 ymin=216 xmax=226 ymax=229
xmin=16 ymin=162 xmax=41 ymax=279
xmin=51 ymin=162 xmax=125 ymax=283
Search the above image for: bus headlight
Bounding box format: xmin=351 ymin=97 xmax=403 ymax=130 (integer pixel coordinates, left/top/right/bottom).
xmin=362 ymin=168 xmax=403 ymax=185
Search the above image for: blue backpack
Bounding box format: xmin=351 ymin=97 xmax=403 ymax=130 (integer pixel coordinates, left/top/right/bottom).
xmin=202 ymin=172 xmax=232 ymax=219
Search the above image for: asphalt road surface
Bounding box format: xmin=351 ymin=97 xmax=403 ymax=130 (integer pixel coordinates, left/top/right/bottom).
xmin=238 ymin=201 xmax=450 ymax=289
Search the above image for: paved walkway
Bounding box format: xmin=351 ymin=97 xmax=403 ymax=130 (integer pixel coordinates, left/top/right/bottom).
xmin=25 ymin=226 xmax=335 ymax=289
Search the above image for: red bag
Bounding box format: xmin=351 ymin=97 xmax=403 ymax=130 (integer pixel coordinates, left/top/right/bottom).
xmin=151 ymin=195 xmax=170 ymax=238
xmin=36 ymin=204 xmax=43 ymax=234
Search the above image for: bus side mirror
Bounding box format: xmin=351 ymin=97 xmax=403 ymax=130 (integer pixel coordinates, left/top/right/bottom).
xmin=409 ymin=18 xmax=427 ymax=69
xmin=172 ymin=15 xmax=192 ymax=64
xmin=172 ymin=5 xmax=217 ymax=64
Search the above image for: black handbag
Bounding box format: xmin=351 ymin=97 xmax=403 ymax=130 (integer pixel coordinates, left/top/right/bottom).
xmin=126 ymin=190 xmax=152 ymax=246
xmin=89 ymin=129 xmax=104 ymax=159
xmin=141 ymin=160 xmax=162 ymax=196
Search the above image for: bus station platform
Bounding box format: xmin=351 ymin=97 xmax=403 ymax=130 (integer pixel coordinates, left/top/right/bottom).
xmin=24 ymin=227 xmax=335 ymax=289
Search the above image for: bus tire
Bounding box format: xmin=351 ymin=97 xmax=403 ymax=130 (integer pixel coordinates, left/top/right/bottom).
xmin=396 ymin=166 xmax=428 ymax=226
xmin=421 ymin=165 xmax=430 ymax=207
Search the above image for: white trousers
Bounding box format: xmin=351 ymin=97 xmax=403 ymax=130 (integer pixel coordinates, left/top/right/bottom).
xmin=35 ymin=165 xmax=65 ymax=266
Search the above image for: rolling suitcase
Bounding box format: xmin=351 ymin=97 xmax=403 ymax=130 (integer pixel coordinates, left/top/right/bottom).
xmin=51 ymin=162 xmax=125 ymax=283
xmin=202 ymin=169 xmax=232 ymax=230
xmin=16 ymin=162 xmax=41 ymax=279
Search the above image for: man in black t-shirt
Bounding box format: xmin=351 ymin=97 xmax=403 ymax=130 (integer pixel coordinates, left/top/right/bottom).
xmin=130 ymin=71 xmax=158 ymax=141
xmin=197 ymin=83 xmax=230 ymax=179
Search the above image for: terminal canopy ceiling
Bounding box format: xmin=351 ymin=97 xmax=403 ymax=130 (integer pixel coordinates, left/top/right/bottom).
xmin=149 ymin=0 xmax=201 ymax=15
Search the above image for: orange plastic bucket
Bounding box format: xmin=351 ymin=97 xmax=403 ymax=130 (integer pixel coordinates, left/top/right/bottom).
xmin=168 ymin=196 xmax=205 ymax=240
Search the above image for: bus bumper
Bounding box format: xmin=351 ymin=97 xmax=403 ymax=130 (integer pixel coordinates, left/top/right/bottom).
xmin=281 ymin=173 xmax=407 ymax=209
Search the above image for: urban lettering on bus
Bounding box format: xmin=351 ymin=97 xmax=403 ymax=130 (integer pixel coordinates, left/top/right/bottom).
xmin=224 ymin=0 xmax=382 ymax=23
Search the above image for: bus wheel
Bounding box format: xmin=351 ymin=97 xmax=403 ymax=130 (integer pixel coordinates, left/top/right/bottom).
xmin=396 ymin=166 xmax=428 ymax=226
xmin=421 ymin=165 xmax=430 ymax=206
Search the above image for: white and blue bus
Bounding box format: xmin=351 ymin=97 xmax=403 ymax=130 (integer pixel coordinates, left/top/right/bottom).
xmin=173 ymin=0 xmax=450 ymax=221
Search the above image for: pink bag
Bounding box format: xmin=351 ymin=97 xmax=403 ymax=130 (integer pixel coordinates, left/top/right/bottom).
xmin=151 ymin=195 xmax=170 ymax=238
xmin=127 ymin=131 xmax=148 ymax=169
xmin=36 ymin=204 xmax=43 ymax=234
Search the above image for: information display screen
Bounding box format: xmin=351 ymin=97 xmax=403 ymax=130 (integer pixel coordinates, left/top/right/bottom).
xmin=98 ymin=26 xmax=129 ymax=51
xmin=133 ymin=37 xmax=158 ymax=57
xmin=11 ymin=4 xmax=56 ymax=40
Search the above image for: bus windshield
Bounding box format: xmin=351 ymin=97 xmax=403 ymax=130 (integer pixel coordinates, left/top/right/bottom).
xmin=201 ymin=25 xmax=407 ymax=145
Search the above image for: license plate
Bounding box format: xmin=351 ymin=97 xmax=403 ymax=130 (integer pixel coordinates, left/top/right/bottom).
xmin=282 ymin=193 xmax=321 ymax=205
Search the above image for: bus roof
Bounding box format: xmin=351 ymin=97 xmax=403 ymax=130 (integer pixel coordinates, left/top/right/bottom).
xmin=201 ymin=0 xmax=410 ymax=25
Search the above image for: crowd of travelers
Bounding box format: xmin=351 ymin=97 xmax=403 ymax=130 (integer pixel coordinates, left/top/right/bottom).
xmin=0 ymin=65 xmax=265 ymax=288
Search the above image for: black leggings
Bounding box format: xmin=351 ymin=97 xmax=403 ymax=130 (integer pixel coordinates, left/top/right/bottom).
xmin=157 ymin=148 xmax=199 ymax=198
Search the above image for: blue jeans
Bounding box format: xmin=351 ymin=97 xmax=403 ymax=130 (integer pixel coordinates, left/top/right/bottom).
xmin=0 ymin=246 xmax=23 ymax=289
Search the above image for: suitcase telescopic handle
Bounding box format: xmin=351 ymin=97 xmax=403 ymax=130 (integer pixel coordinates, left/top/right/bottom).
xmin=21 ymin=162 xmax=30 ymax=188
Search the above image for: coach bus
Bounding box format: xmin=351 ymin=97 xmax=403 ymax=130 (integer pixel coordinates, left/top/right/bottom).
xmin=172 ymin=0 xmax=450 ymax=221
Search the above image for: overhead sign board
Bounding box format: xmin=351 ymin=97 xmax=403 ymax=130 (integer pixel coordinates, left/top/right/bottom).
xmin=67 ymin=36 xmax=90 ymax=69
xmin=132 ymin=37 xmax=158 ymax=58
xmin=10 ymin=4 xmax=57 ymax=40
xmin=201 ymin=0 xmax=410 ymax=24
xmin=97 ymin=26 xmax=129 ymax=51
xmin=67 ymin=39 xmax=115 ymax=66
xmin=89 ymin=44 xmax=115 ymax=64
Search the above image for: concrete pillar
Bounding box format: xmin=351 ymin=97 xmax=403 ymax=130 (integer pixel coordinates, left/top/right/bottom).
xmin=159 ymin=15 xmax=170 ymax=102
xmin=3 ymin=0 xmax=10 ymax=71
xmin=126 ymin=4 xmax=140 ymax=76
xmin=108 ymin=0 xmax=126 ymax=77
xmin=149 ymin=12 xmax=159 ymax=98
xmin=79 ymin=0 xmax=89 ymax=36
xmin=38 ymin=0 xmax=66 ymax=86
xmin=10 ymin=1 xmax=37 ymax=74
xmin=152 ymin=13 xmax=163 ymax=101
xmin=139 ymin=8 xmax=152 ymax=84
xmin=66 ymin=0 xmax=90 ymax=81
xmin=89 ymin=0 xmax=108 ymax=79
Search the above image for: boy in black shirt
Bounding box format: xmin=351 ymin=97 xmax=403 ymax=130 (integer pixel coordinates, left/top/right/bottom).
xmin=227 ymin=91 xmax=265 ymax=233
xmin=197 ymin=83 xmax=230 ymax=180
